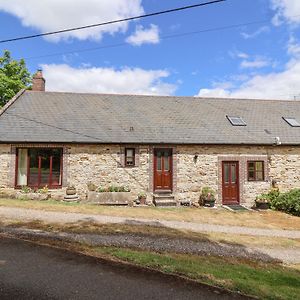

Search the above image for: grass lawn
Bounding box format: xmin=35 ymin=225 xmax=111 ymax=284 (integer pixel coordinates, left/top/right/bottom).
xmin=0 ymin=198 xmax=300 ymax=230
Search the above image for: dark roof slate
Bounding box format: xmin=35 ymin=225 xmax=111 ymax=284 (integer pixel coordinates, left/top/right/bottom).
xmin=0 ymin=90 xmax=300 ymax=145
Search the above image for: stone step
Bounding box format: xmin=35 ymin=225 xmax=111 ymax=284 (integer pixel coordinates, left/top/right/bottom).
xmin=153 ymin=194 xmax=176 ymax=207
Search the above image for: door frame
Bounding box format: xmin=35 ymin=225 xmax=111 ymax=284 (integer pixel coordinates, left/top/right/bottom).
xmin=153 ymin=148 xmax=173 ymax=192
xmin=221 ymin=161 xmax=240 ymax=205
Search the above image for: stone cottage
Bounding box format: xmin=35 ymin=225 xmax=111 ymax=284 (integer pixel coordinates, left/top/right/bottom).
xmin=0 ymin=71 xmax=300 ymax=206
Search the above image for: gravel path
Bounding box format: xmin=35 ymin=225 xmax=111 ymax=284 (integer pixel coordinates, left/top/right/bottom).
xmin=1 ymin=226 xmax=300 ymax=264
xmin=0 ymin=206 xmax=300 ymax=239
xmin=0 ymin=226 xmax=281 ymax=263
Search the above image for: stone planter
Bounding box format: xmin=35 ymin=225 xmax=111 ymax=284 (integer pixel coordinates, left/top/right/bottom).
xmin=86 ymin=191 xmax=132 ymax=205
xmin=16 ymin=192 xmax=50 ymax=201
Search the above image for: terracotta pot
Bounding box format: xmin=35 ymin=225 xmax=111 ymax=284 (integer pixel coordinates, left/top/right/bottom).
xmin=138 ymin=196 xmax=146 ymax=205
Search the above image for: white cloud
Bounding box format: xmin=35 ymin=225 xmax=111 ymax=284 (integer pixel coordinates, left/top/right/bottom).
xmin=288 ymin=36 xmax=300 ymax=56
xmin=196 ymin=39 xmax=300 ymax=100
xmin=126 ymin=24 xmax=160 ymax=46
xmin=0 ymin=0 xmax=144 ymax=41
xmin=240 ymin=57 xmax=271 ymax=69
xmin=241 ymin=26 xmax=270 ymax=39
xmin=271 ymin=0 xmax=300 ymax=25
xmin=42 ymin=64 xmax=177 ymax=96
xmin=197 ymin=59 xmax=300 ymax=99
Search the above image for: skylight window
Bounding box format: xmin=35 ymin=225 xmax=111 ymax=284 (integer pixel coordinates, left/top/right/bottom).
xmin=226 ymin=116 xmax=247 ymax=126
xmin=283 ymin=117 xmax=300 ymax=127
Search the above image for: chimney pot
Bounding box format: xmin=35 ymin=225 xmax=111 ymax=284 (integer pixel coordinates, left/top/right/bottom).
xmin=32 ymin=70 xmax=45 ymax=91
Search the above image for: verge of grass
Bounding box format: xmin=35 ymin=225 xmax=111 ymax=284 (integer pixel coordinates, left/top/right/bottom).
xmin=0 ymin=197 xmax=300 ymax=230
xmin=88 ymin=246 xmax=300 ymax=300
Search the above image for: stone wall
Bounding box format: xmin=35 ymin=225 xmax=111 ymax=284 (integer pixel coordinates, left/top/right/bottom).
xmin=176 ymin=145 xmax=300 ymax=206
xmin=66 ymin=144 xmax=150 ymax=199
xmin=0 ymin=144 xmax=12 ymax=188
xmin=1 ymin=143 xmax=300 ymax=206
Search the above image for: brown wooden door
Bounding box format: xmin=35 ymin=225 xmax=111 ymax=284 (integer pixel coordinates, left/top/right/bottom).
xmin=222 ymin=161 xmax=239 ymax=204
xmin=154 ymin=149 xmax=172 ymax=191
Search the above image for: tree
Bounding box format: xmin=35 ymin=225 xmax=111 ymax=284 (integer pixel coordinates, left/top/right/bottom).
xmin=0 ymin=50 xmax=32 ymax=107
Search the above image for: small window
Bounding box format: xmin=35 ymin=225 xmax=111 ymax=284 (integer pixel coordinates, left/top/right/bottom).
xmin=282 ymin=117 xmax=300 ymax=127
xmin=125 ymin=148 xmax=135 ymax=167
xmin=226 ymin=116 xmax=247 ymax=126
xmin=248 ymin=161 xmax=264 ymax=181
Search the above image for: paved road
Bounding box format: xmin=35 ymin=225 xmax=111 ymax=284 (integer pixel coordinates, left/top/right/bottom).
xmin=0 ymin=237 xmax=248 ymax=300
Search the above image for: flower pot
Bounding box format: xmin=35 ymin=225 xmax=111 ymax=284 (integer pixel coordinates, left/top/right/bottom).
xmin=204 ymin=199 xmax=215 ymax=207
xmin=255 ymin=201 xmax=269 ymax=209
xmin=138 ymin=196 xmax=146 ymax=205
xmin=66 ymin=187 xmax=76 ymax=195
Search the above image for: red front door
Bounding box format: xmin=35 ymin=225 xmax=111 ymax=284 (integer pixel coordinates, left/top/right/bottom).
xmin=154 ymin=149 xmax=172 ymax=191
xmin=222 ymin=161 xmax=239 ymax=205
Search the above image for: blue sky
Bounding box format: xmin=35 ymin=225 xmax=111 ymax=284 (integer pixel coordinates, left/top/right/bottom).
xmin=0 ymin=0 xmax=300 ymax=99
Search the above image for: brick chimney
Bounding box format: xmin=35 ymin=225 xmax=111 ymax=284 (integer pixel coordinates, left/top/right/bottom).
xmin=32 ymin=69 xmax=45 ymax=91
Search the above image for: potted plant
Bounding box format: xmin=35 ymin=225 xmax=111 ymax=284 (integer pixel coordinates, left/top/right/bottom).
xmin=137 ymin=192 xmax=147 ymax=205
xmin=66 ymin=185 xmax=76 ymax=195
xmin=255 ymin=194 xmax=270 ymax=209
xmin=199 ymin=187 xmax=216 ymax=207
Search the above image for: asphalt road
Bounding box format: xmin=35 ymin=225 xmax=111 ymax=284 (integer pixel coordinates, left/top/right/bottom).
xmin=0 ymin=237 xmax=248 ymax=300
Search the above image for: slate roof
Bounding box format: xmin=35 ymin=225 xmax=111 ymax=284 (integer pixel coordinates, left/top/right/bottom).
xmin=0 ymin=90 xmax=300 ymax=145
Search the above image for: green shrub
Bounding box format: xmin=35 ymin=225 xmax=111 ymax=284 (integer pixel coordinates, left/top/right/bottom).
xmin=270 ymin=189 xmax=300 ymax=216
xmin=97 ymin=186 xmax=130 ymax=193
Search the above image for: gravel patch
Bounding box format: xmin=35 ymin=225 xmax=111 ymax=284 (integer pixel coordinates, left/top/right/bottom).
xmin=0 ymin=226 xmax=282 ymax=263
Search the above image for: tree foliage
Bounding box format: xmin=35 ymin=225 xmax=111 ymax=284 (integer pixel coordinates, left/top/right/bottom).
xmin=0 ymin=50 xmax=31 ymax=107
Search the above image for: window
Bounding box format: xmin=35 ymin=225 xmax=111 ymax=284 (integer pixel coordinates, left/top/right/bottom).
xmin=282 ymin=117 xmax=300 ymax=127
xmin=247 ymin=161 xmax=264 ymax=181
xmin=16 ymin=148 xmax=63 ymax=188
xmin=226 ymin=116 xmax=247 ymax=126
xmin=125 ymin=148 xmax=135 ymax=167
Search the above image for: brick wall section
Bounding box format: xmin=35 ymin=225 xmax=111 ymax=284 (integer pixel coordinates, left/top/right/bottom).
xmin=1 ymin=143 xmax=300 ymax=206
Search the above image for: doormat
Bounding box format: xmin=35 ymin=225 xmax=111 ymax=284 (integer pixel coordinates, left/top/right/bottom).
xmin=223 ymin=205 xmax=250 ymax=212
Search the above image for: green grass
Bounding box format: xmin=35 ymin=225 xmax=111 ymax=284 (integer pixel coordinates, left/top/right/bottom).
xmin=92 ymin=247 xmax=300 ymax=300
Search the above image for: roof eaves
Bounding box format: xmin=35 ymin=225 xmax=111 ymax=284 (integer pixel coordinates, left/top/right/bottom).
xmin=0 ymin=89 xmax=26 ymax=118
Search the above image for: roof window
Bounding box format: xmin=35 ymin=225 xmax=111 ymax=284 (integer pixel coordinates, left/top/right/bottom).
xmin=226 ymin=116 xmax=246 ymax=126
xmin=283 ymin=117 xmax=300 ymax=127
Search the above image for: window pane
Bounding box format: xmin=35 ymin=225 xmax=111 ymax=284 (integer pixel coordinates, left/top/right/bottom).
xmin=28 ymin=149 xmax=39 ymax=186
xmin=126 ymin=157 xmax=134 ymax=165
xmin=164 ymin=152 xmax=169 ymax=171
xmin=40 ymin=149 xmax=51 ymax=185
xmin=17 ymin=149 xmax=28 ymax=186
xmin=248 ymin=162 xmax=254 ymax=171
xmin=224 ymin=164 xmax=229 ymax=183
xmin=51 ymin=150 xmax=62 ymax=185
xmin=157 ymin=151 xmax=162 ymax=171
xmin=256 ymin=171 xmax=264 ymax=181
xmin=126 ymin=149 xmax=134 ymax=157
xmin=231 ymin=164 xmax=236 ymax=183
xmin=248 ymin=171 xmax=255 ymax=181
xmin=256 ymin=161 xmax=263 ymax=171
xmin=27 ymin=148 xmax=62 ymax=187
